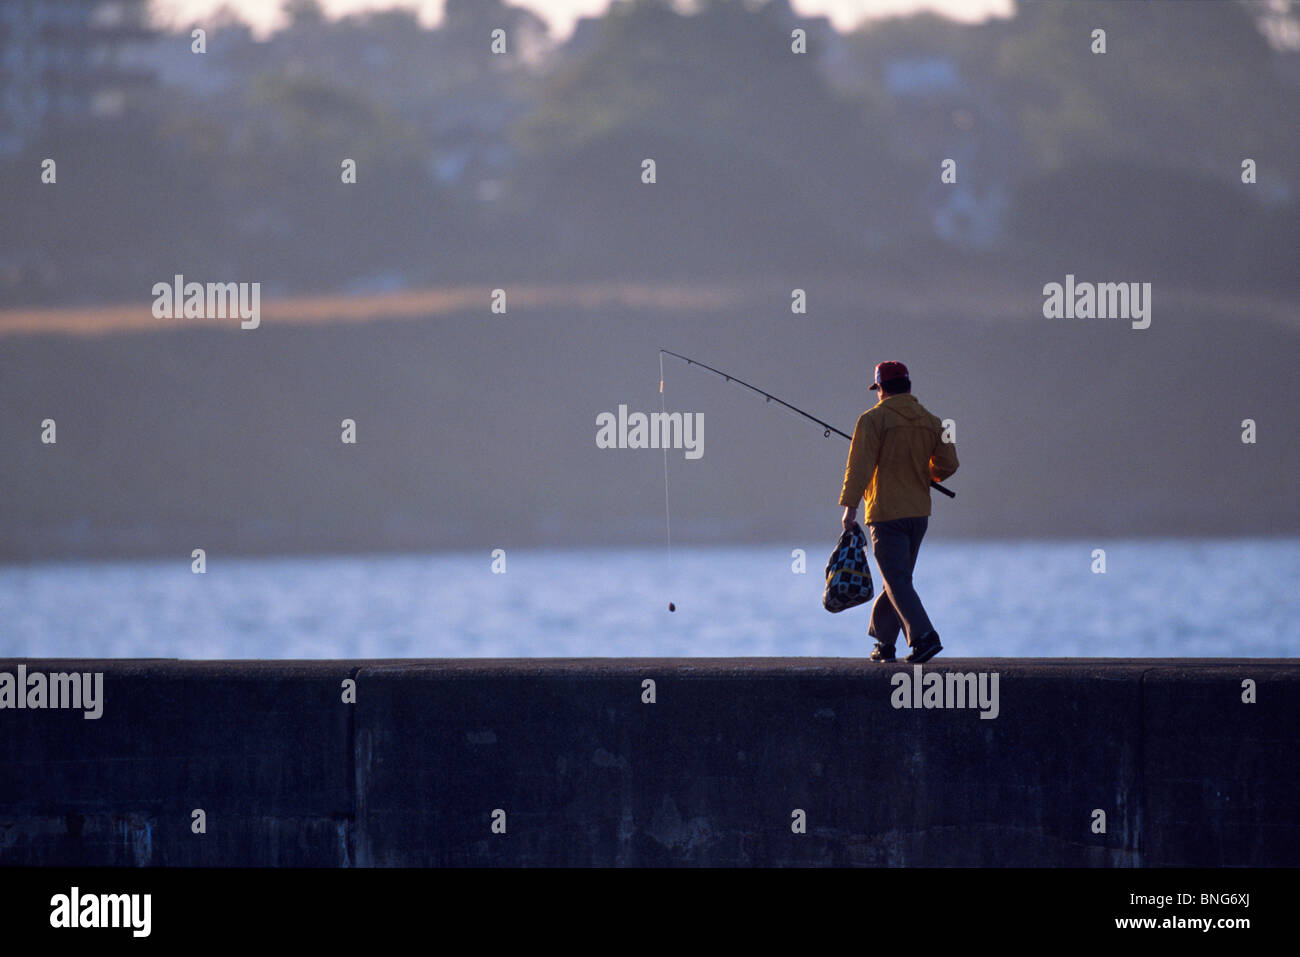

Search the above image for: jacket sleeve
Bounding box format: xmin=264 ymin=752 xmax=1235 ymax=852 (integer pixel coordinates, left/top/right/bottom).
xmin=929 ymin=428 xmax=959 ymax=482
xmin=838 ymin=411 xmax=879 ymax=507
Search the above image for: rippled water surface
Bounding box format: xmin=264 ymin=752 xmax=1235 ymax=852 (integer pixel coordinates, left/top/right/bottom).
xmin=1 ymin=539 xmax=1296 ymax=659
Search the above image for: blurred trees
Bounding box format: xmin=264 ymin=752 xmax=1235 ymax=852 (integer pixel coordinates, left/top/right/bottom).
xmin=995 ymin=0 xmax=1290 ymax=174
xmin=1 ymin=0 xmax=1294 ymax=306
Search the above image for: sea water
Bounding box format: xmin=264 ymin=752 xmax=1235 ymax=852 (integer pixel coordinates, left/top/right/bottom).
xmin=0 ymin=539 xmax=1295 ymax=659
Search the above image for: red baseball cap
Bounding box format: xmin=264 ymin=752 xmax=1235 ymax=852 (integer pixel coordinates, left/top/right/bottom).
xmin=869 ymin=360 xmax=910 ymax=390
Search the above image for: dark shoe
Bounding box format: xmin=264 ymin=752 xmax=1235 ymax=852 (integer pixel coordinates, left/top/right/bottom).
xmin=905 ymin=632 xmax=942 ymax=663
xmin=869 ymin=642 xmax=895 ymax=662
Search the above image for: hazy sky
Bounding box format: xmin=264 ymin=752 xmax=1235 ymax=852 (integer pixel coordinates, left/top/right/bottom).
xmin=151 ymin=0 xmax=1014 ymax=39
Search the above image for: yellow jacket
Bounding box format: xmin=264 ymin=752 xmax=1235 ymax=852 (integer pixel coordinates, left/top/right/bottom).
xmin=838 ymin=394 xmax=958 ymax=522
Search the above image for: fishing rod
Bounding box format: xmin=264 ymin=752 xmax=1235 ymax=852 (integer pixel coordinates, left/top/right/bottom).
xmin=659 ymin=349 xmax=955 ymax=498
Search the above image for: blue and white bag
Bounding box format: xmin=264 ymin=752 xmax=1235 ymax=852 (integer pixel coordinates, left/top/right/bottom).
xmin=822 ymin=523 xmax=875 ymax=612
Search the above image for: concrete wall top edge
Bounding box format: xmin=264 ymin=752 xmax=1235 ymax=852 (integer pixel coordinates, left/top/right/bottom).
xmin=2 ymin=658 xmax=1296 ymax=679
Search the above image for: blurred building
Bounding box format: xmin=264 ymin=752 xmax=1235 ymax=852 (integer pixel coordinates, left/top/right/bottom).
xmin=883 ymin=54 xmax=1019 ymax=249
xmin=0 ymin=0 xmax=154 ymax=154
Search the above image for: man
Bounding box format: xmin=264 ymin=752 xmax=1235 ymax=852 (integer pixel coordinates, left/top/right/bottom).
xmin=838 ymin=361 xmax=958 ymax=663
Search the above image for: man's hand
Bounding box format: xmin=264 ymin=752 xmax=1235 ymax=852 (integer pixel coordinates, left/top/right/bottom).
xmin=842 ymin=506 xmax=857 ymax=530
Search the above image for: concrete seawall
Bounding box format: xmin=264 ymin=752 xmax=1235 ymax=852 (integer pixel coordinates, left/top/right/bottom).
xmin=1 ymin=658 xmax=1295 ymax=866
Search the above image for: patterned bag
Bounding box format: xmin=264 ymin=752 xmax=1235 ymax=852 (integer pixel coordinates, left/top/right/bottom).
xmin=822 ymin=522 xmax=874 ymax=612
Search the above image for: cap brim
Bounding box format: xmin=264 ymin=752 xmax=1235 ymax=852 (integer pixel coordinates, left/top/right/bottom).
xmin=868 ymin=383 xmax=879 ymax=390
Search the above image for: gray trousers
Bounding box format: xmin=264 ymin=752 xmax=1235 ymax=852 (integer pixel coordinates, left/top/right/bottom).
xmin=866 ymin=516 xmax=935 ymax=648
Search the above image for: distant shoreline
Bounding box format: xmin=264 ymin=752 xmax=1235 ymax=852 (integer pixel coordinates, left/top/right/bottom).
xmin=3 ymin=277 xmax=1295 ymax=338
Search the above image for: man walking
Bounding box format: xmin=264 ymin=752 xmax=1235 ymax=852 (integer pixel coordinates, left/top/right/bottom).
xmin=839 ymin=361 xmax=958 ymax=663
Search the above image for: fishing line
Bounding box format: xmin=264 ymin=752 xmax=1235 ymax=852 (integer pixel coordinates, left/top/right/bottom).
xmin=659 ymin=350 xmax=675 ymax=612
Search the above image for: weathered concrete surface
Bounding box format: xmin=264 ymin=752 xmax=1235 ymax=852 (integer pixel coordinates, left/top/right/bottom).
xmin=1139 ymin=665 xmax=1299 ymax=866
xmin=0 ymin=661 xmax=353 ymax=866
xmin=1 ymin=658 xmax=1295 ymax=866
